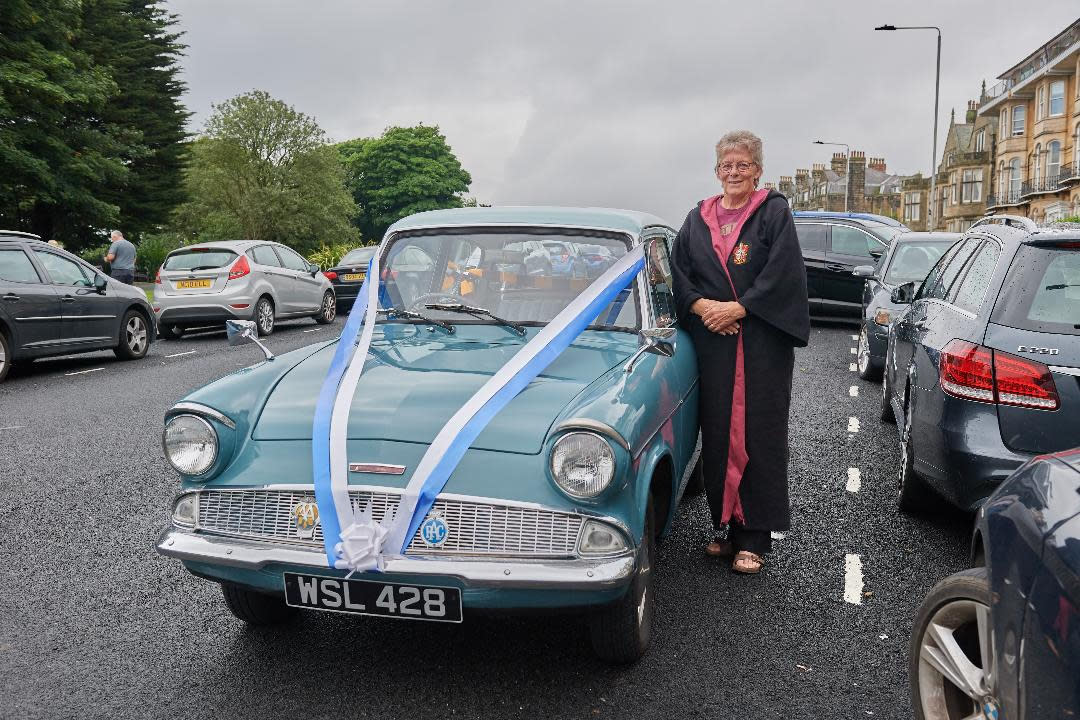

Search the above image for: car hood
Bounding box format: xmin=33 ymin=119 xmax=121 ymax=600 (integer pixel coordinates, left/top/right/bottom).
xmin=252 ymin=324 xmax=639 ymax=453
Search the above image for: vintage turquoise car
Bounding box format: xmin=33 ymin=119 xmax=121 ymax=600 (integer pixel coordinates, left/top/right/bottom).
xmin=156 ymin=207 xmax=700 ymax=662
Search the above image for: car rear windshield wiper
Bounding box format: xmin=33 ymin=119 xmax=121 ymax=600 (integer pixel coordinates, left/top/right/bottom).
xmin=424 ymin=303 xmax=527 ymax=337
xmin=1045 ymin=283 xmax=1080 ymax=291
xmin=377 ymin=306 xmax=455 ymax=333
xmin=182 ymin=265 xmax=224 ymax=271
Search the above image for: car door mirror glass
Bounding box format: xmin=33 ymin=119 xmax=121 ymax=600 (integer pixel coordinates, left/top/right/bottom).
xmin=93 ymin=274 xmax=107 ymax=294
xmin=891 ymin=282 xmax=916 ymax=304
xmin=852 ymin=265 xmax=875 ymax=278
xmin=225 ymin=319 xmax=275 ymax=360
xmin=308 ymin=262 xmax=320 ymax=276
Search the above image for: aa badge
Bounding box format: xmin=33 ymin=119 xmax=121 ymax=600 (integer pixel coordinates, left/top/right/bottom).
xmin=732 ymin=242 xmax=750 ymax=265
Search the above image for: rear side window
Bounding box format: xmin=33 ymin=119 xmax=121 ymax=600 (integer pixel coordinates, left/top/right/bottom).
xmin=164 ymin=248 xmax=237 ymax=270
xmin=991 ymin=245 xmax=1080 ymax=335
xmin=249 ymin=245 xmax=281 ymax=267
xmin=0 ymin=248 xmax=41 ymax=283
xmin=923 ymin=238 xmax=978 ymax=300
xmin=795 ymin=223 xmax=826 ymax=253
xmin=950 ymin=241 xmax=1000 ymax=313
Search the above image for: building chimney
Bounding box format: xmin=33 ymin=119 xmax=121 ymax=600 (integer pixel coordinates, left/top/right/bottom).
xmin=812 ymin=164 xmax=826 ymax=185
xmin=868 ymin=157 xmax=887 ymax=173
xmin=830 ymin=152 xmax=847 ymax=175
xmin=849 ymin=151 xmax=867 ymax=212
xmin=795 ymin=169 xmax=810 ymax=193
xmin=763 ymin=182 xmax=776 ymax=190
xmin=965 ymin=100 xmax=977 ymax=124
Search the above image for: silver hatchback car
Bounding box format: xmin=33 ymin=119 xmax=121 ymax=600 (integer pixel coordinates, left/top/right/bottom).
xmin=153 ymin=240 xmax=336 ymax=339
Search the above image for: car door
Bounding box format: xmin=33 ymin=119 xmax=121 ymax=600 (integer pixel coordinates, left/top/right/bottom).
xmin=32 ymin=248 xmax=117 ymax=347
xmin=0 ymin=245 xmax=61 ymax=355
xmin=794 ymin=222 xmax=826 ymax=314
xmin=274 ymin=245 xmax=320 ymax=313
xmin=824 ymin=224 xmax=882 ymax=316
xmin=248 ymin=244 xmax=290 ymax=309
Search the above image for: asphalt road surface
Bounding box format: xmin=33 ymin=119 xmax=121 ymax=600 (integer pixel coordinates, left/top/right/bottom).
xmin=0 ymin=318 xmax=970 ymax=719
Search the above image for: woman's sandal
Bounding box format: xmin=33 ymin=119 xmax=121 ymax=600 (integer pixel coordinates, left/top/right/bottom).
xmin=704 ymin=539 xmax=735 ymax=557
xmin=732 ymin=550 xmax=765 ymax=574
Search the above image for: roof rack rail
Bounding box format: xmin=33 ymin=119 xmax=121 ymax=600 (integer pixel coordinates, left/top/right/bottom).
xmin=0 ymin=230 xmax=43 ymax=241
xmin=971 ymin=215 xmax=1037 ymax=233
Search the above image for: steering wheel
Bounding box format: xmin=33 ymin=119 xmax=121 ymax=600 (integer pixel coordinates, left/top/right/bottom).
xmin=408 ymin=292 xmax=470 ymax=311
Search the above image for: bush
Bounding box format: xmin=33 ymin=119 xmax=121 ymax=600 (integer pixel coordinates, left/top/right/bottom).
xmin=79 ymin=243 xmax=112 ymax=269
xmin=307 ymin=241 xmax=369 ymax=269
xmin=137 ymin=232 xmax=189 ymax=278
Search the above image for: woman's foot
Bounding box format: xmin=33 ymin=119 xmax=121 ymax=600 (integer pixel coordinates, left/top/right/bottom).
xmin=704 ymin=538 xmax=734 ymax=557
xmin=732 ymin=550 xmax=764 ymax=574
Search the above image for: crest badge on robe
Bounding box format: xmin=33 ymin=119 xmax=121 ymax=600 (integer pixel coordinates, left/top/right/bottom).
xmin=732 ymin=242 xmax=750 ymax=265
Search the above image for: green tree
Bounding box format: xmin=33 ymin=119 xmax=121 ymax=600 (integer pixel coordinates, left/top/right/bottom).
xmin=337 ymin=125 xmax=472 ymax=241
xmin=176 ymin=91 xmax=358 ymax=253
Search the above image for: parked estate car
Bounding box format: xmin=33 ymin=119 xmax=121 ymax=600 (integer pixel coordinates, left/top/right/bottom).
xmin=853 ymin=232 xmax=961 ymax=380
xmin=909 ymin=448 xmax=1080 ymax=719
xmin=579 ymin=243 xmax=619 ymax=278
xmin=882 ymin=216 xmax=1080 ymax=512
xmin=793 ymin=213 xmax=908 ymax=319
xmin=153 ymin=240 xmax=337 ymax=339
xmin=155 ymin=206 xmax=701 ymax=663
xmin=0 ymin=231 xmax=155 ymax=383
xmin=322 ymin=246 xmax=377 ymax=312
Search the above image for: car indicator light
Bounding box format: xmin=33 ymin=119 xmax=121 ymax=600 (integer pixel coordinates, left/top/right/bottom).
xmin=323 ymin=271 xmax=338 ymax=281
xmin=155 ymin=267 xmax=162 ymax=285
xmin=939 ymin=339 xmax=1059 ymax=410
xmin=940 ymin=340 xmax=994 ymax=402
xmin=993 ymin=350 xmax=1059 ymax=410
xmin=874 ymin=309 xmax=891 ymax=326
xmin=228 ymin=255 xmax=250 ymax=280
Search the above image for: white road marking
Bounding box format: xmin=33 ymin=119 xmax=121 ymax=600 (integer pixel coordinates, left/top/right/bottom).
xmin=770 ymin=531 xmax=786 ymax=540
xmin=850 ymin=347 xmax=857 ymax=355
xmin=849 ymin=386 xmax=858 ymax=397
xmin=849 ymin=363 xmax=857 ymax=372
xmin=846 ymin=467 xmax=862 ymax=493
xmin=0 ymin=425 xmax=25 ymax=431
xmin=851 ymin=334 xmax=858 ymax=340
xmin=303 ymin=329 xmax=318 ymax=333
xmin=844 ymin=554 xmax=864 ymax=605
xmin=65 ymin=368 xmax=104 ymax=376
xmin=847 ymin=417 xmax=860 ymax=433
xmin=165 ymin=350 xmax=197 ymax=358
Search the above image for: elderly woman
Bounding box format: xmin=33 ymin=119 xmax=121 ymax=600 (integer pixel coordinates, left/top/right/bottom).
xmin=671 ymin=130 xmax=810 ymax=574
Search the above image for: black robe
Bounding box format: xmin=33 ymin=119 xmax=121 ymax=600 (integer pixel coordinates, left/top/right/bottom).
xmin=671 ymin=188 xmax=810 ymax=532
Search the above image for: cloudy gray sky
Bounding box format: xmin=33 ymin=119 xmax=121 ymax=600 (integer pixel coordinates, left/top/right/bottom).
xmin=168 ymin=0 xmax=1077 ymax=225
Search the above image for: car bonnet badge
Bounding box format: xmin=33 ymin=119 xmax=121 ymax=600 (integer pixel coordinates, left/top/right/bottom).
xmin=420 ymin=511 xmax=450 ymax=548
xmin=291 ymin=501 xmax=320 ymax=539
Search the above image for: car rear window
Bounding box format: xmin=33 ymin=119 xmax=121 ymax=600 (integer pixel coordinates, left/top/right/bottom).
xmin=163 ymin=248 xmax=238 ymax=271
xmin=991 ymin=245 xmax=1080 ymax=335
xmin=883 ymin=240 xmax=956 ymax=285
xmin=341 ymin=247 xmax=377 ymax=266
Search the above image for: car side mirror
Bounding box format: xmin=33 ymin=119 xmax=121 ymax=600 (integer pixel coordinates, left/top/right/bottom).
xmin=225 ymin=319 xmax=275 ymax=361
xmin=626 ymin=327 xmax=675 ymax=373
xmin=308 ymin=262 xmax=320 ymax=276
xmin=93 ymin=274 xmax=108 ymax=294
xmin=890 ymin=282 xmax=916 ymax=305
xmin=852 ymin=265 xmax=875 ymax=278
xmin=869 ymin=248 xmax=884 ymax=259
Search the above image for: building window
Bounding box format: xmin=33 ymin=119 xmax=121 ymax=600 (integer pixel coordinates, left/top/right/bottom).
xmin=1033 ymin=144 xmax=1041 ymax=184
xmin=1012 ymin=105 xmax=1025 ymax=136
xmin=1075 ymin=124 xmax=1080 ymax=171
xmin=998 ymin=161 xmax=1006 ymax=197
xmin=1047 ymin=140 xmax=1061 ymax=179
xmin=949 ymin=172 xmax=958 ymax=205
xmin=975 ymin=129 xmax=985 ymax=152
xmin=904 ymin=192 xmax=920 ymax=222
xmin=1037 ymin=85 xmax=1045 ymax=121
xmin=1009 ymin=158 xmax=1022 ymax=197
xmin=1001 ymin=108 xmax=1008 ymax=131
xmin=962 ymin=169 xmax=983 ymax=203
xmin=1049 ymin=80 xmax=1065 ymax=116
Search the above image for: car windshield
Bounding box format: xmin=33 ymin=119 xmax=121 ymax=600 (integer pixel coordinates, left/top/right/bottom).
xmin=991 ymin=245 xmax=1080 ymax=336
xmin=340 ymin=247 xmax=377 ymax=266
xmin=380 ymin=230 xmax=637 ymax=329
xmin=163 ymin=248 xmax=237 ymax=270
xmin=867 ymin=225 xmax=905 ymax=244
xmin=883 ymin=240 xmax=956 ymax=285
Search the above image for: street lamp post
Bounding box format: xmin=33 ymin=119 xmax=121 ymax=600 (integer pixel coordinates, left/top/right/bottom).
xmin=876 ymin=24 xmax=941 ymax=230
xmin=813 ymin=140 xmax=850 ymax=212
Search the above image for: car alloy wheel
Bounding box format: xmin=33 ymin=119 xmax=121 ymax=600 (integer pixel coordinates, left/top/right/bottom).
xmin=880 ymin=366 xmax=895 ymax=423
xmin=256 ymin=298 xmax=274 ymax=336
xmin=114 ymin=310 xmax=150 ymax=360
xmin=0 ymin=332 xmax=9 ymax=383
xmin=910 ymin=568 xmax=997 ymax=720
xmin=316 ymin=291 xmax=336 ymax=324
xmin=897 ymin=392 xmax=932 ymax=511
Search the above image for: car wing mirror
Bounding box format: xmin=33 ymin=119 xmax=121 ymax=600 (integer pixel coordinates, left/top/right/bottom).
xmin=93 ymin=274 xmax=108 ymax=294
xmin=308 ymin=262 xmax=321 ymax=277
xmin=626 ymin=327 xmax=676 ymax=373
xmin=852 ymin=265 xmax=875 ymax=278
xmin=225 ymin=319 xmax=275 ymax=361
xmin=890 ymin=282 xmax=916 ymax=305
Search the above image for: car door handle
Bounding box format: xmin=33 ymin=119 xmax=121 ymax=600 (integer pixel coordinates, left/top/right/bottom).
xmin=3 ymin=293 xmax=19 ymax=302
xmin=61 ymin=295 xmax=76 ymax=303
xmin=825 ymin=263 xmax=849 ymax=272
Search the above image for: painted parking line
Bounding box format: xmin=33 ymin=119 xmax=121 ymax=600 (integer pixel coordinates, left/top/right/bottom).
xmin=849 ymin=363 xmax=857 ymax=372
xmin=0 ymin=425 xmax=25 ymax=431
xmin=851 ymin=334 xmax=858 ymax=340
xmin=65 ymin=368 xmax=104 ymax=376
xmin=849 ymin=386 xmax=858 ymax=397
xmin=165 ymin=350 xmax=197 ymax=358
xmin=844 ymin=554 xmax=864 ymax=605
xmin=847 ymin=467 xmax=862 ymax=493
xmin=303 ymin=329 xmax=318 ymax=333
xmin=847 ymin=417 xmax=860 ymax=433
xmin=850 ymin=347 xmax=857 ymax=355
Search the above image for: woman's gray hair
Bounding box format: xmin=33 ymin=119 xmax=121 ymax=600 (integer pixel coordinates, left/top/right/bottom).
xmin=715 ymin=130 xmax=764 ymax=170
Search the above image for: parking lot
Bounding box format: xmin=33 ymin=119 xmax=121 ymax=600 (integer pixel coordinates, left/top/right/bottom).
xmin=0 ymin=318 xmax=971 ymax=719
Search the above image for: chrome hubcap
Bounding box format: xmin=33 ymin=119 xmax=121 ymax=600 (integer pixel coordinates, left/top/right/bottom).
xmin=126 ymin=317 xmax=147 ymax=353
xmin=323 ymin=293 xmax=336 ymax=321
xmin=917 ymin=598 xmax=997 ymax=719
xmin=0 ymin=342 xmax=6 ymax=372
xmin=259 ymin=302 xmax=273 ymax=332
xmin=857 ymin=326 xmax=870 ymax=373
xmin=898 ymin=402 xmax=912 ymax=495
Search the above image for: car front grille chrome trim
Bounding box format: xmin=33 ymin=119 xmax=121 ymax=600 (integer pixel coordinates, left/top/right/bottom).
xmin=348 ymin=463 xmax=406 ymax=475
xmin=166 ymin=401 xmax=237 ymax=429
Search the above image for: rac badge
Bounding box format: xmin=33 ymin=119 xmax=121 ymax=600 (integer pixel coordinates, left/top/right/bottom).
xmin=732 ymin=242 xmax=750 ymax=265
xmin=420 ymin=512 xmax=450 ymax=548
xmin=291 ymin=501 xmax=320 ymax=540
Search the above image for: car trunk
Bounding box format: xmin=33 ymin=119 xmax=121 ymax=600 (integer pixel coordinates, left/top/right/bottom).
xmin=158 ymin=248 xmax=239 ymax=296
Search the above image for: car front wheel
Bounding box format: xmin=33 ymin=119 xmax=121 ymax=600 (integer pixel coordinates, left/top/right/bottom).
xmin=857 ymin=324 xmax=881 ymax=381
xmin=589 ymin=496 xmax=655 ymax=664
xmin=315 ymin=291 xmax=336 ymax=324
xmin=0 ymin=332 xmax=10 ymax=384
xmin=909 ymin=567 xmax=998 ymax=720
xmin=114 ymin=310 xmax=150 ymax=360
xmin=221 ymin=583 xmax=297 ymax=625
xmin=898 ymin=392 xmax=933 ymax=511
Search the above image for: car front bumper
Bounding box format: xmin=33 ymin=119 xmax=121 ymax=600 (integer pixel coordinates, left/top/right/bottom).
xmin=865 ymin=320 xmax=889 ymax=366
xmin=157 ymin=527 xmax=636 ymax=609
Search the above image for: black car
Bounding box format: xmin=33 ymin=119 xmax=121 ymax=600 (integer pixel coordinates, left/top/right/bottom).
xmin=909 ymin=448 xmax=1080 ymax=719
xmin=882 ymin=216 xmax=1080 ymax=511
xmin=0 ymin=231 xmax=155 ymax=383
xmin=322 ymin=246 xmax=378 ymax=310
xmin=793 ymin=212 xmax=908 ymax=319
xmin=853 ymin=232 xmax=961 ymax=380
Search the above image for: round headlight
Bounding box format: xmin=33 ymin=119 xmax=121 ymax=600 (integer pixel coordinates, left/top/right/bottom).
xmin=163 ymin=414 xmax=218 ymax=475
xmin=551 ymin=432 xmax=616 ymax=498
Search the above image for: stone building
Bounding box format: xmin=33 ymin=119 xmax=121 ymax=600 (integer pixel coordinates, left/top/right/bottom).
xmin=776 ymin=151 xmax=907 ymax=220
xmin=924 ymin=100 xmax=999 ymax=232
xmin=979 ymin=18 xmax=1080 ymax=221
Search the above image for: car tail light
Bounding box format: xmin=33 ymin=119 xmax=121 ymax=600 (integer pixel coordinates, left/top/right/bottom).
xmin=228 ymin=255 xmax=250 ymax=280
xmin=155 ymin=267 xmax=162 ymax=285
xmin=561 ymin=253 xmax=569 ymax=262
xmin=940 ymin=340 xmax=994 ymax=402
xmin=323 ymin=271 xmax=337 ymax=281
xmin=939 ymin=339 xmax=1059 ymax=410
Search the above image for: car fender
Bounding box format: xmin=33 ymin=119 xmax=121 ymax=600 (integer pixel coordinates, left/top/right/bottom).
xmin=632 ymin=435 xmax=679 ymax=540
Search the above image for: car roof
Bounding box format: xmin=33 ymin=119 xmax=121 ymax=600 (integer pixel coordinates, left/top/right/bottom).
xmin=169 ymin=240 xmax=264 ymax=252
xmin=0 ymin=230 xmax=43 ymax=241
xmin=971 ymin=221 xmax=1080 ymax=245
xmin=386 ymin=206 xmax=673 ymax=237
xmin=892 ymin=231 xmax=962 ymax=243
xmin=792 ymin=211 xmax=907 ymax=228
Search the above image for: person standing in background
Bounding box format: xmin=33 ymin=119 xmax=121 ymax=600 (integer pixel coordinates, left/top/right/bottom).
xmin=105 ymin=230 xmax=136 ymax=284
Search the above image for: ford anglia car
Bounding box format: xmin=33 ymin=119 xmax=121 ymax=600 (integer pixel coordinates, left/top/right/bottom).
xmin=156 ymin=207 xmax=700 ymax=662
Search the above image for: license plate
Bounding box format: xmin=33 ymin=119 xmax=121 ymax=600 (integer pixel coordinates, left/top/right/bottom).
xmin=282 ymin=572 xmax=462 ymax=623
xmin=341 ymin=273 xmax=365 ymax=282
xmin=176 ymin=279 xmax=212 ymax=289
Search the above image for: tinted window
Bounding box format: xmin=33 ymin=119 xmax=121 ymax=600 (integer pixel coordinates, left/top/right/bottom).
xmin=991 ymin=246 xmax=1080 ymax=336
xmin=830 ymin=226 xmax=876 ymax=258
xmin=275 ymin=246 xmax=310 ymax=272
xmin=882 ymin=241 xmax=956 ymax=286
xmin=164 ymin=248 xmax=237 ymax=270
xmin=249 ymin=245 xmax=281 ymax=267
xmin=340 ymin=247 xmax=377 ymax=266
xmin=795 ymin=224 xmax=826 ymax=253
xmin=34 ymin=250 xmax=89 ymax=286
xmin=950 ymin=242 xmax=1000 ymax=312
xmin=922 ymin=238 xmax=978 ymax=300
xmin=867 ymin=225 xmax=905 ymax=244
xmin=0 ymin=248 xmax=41 ymax=283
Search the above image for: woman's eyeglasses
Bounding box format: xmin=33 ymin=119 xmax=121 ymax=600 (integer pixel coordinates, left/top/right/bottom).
xmin=717 ymin=162 xmax=756 ymax=174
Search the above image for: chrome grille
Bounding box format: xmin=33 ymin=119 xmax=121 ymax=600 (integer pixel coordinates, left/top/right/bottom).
xmin=195 ymin=488 xmax=583 ymax=558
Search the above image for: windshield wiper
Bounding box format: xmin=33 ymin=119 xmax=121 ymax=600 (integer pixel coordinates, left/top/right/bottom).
xmin=377 ymin=307 xmax=454 ymax=333
xmin=425 ymin=303 xmax=527 ymax=337
xmin=1045 ymin=283 xmax=1080 ymax=291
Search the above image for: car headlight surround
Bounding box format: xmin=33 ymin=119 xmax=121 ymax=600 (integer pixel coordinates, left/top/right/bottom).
xmin=163 ymin=414 xmax=218 ymax=476
xmin=550 ymin=431 xmax=616 ymax=498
